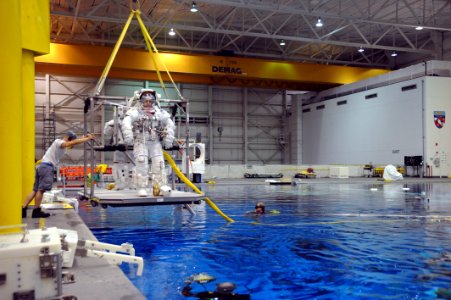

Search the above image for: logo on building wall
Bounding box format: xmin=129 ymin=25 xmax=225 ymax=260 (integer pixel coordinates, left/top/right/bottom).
xmin=434 ymin=111 xmax=445 ymax=129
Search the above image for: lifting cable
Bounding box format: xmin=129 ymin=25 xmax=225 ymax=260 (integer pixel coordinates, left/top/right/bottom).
xmin=94 ymin=0 xmax=183 ymax=100
xmin=94 ymin=10 xmax=134 ymax=96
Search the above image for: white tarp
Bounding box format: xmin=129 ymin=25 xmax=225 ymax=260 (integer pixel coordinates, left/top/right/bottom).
xmin=383 ymin=164 xmax=403 ymax=181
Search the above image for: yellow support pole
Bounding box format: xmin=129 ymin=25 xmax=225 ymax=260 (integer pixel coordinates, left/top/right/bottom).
xmin=0 ymin=0 xmax=23 ymax=233
xmin=20 ymin=0 xmax=50 ymax=209
xmin=22 ymin=50 xmax=36 ymax=206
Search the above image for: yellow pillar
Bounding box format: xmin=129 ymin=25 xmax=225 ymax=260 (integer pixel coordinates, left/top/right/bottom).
xmin=0 ymin=0 xmax=23 ymax=232
xmin=20 ymin=0 xmax=50 ymax=208
xmin=22 ymin=50 xmax=36 ymax=204
xmin=0 ymin=0 xmax=49 ymax=233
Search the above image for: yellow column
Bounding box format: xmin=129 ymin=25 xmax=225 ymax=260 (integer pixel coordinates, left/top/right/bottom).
xmin=20 ymin=0 xmax=50 ymax=215
xmin=22 ymin=50 xmax=36 ymax=204
xmin=0 ymin=0 xmax=22 ymax=232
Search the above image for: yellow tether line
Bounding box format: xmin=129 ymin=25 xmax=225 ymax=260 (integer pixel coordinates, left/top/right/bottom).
xmin=135 ymin=13 xmax=184 ymax=100
xmin=163 ymin=151 xmax=234 ymax=223
xmin=94 ymin=10 xmax=135 ymax=96
xmin=134 ymin=11 xmax=170 ymax=99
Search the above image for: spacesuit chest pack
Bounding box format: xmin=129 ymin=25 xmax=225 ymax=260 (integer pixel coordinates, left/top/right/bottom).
xmin=132 ymin=109 xmax=163 ymax=142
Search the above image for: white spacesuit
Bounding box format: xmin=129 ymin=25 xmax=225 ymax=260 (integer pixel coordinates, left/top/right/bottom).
xmin=103 ymin=105 xmax=132 ymax=190
xmin=122 ymin=89 xmax=175 ymax=196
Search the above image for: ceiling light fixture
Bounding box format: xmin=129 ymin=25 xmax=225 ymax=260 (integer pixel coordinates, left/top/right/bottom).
xmin=358 ymin=47 xmax=364 ymax=53
xmin=168 ymin=28 xmax=176 ymax=36
xmin=415 ymin=25 xmax=423 ymax=30
xmin=190 ymin=2 xmax=198 ymax=13
xmin=279 ymin=40 xmax=286 ymax=46
xmin=315 ymin=18 xmax=323 ymax=28
xmin=391 ymin=51 xmax=398 ymax=57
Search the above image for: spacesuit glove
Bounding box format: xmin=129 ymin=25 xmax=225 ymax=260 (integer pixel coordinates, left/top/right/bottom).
xmin=163 ymin=140 xmax=173 ymax=149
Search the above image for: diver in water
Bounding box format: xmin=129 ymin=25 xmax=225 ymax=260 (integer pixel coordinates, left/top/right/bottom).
xmin=181 ymin=282 xmax=250 ymax=300
xmin=181 ymin=273 xmax=251 ymax=300
xmin=246 ymin=202 xmax=279 ymax=216
xmin=254 ymin=202 xmax=265 ymax=214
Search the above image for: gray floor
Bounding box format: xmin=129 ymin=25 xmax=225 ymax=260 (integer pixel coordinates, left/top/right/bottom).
xmin=24 ymin=209 xmax=146 ymax=300
xmin=22 ymin=176 xmax=451 ymax=300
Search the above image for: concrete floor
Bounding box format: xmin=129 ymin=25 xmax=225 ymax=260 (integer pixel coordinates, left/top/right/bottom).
xmin=23 ymin=208 xmax=146 ymax=300
xmin=22 ymin=176 xmax=451 ymax=300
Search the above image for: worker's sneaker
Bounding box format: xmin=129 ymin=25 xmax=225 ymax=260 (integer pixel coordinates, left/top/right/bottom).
xmin=31 ymin=207 xmax=50 ymax=218
xmin=22 ymin=207 xmax=27 ymax=218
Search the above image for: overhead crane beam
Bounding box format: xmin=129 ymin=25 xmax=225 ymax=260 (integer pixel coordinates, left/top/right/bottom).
xmin=36 ymin=43 xmax=388 ymax=91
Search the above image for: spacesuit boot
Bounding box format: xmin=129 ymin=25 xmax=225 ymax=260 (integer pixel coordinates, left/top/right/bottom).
xmin=150 ymin=158 xmax=171 ymax=196
xmin=134 ymin=173 xmax=148 ymax=197
xmin=138 ymin=188 xmax=147 ymax=197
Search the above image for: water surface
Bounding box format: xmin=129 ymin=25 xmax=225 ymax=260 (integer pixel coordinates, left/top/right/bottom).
xmin=79 ymin=183 xmax=451 ymax=299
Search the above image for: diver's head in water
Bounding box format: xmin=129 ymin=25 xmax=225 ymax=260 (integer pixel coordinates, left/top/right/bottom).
xmin=255 ymin=202 xmax=265 ymax=214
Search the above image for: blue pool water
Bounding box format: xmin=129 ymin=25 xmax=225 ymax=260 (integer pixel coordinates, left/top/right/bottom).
xmin=78 ymin=183 xmax=451 ymax=299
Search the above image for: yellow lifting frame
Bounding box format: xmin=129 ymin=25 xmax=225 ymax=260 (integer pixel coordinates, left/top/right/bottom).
xmin=91 ymin=1 xmax=234 ymax=222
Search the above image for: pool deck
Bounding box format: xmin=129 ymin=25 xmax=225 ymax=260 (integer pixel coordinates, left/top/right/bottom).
xmin=23 ymin=209 xmax=146 ymax=300
xmin=22 ymin=176 xmax=451 ymax=299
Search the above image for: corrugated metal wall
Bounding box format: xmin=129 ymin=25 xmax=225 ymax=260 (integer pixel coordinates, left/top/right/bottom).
xmin=34 ymin=74 xmax=295 ymax=165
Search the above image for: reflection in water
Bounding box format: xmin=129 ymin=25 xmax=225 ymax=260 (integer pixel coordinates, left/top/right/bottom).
xmin=79 ymin=183 xmax=451 ymax=300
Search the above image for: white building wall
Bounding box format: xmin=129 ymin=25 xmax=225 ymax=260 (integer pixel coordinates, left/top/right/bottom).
xmin=424 ymin=77 xmax=451 ymax=177
xmin=302 ymin=78 xmax=424 ymax=165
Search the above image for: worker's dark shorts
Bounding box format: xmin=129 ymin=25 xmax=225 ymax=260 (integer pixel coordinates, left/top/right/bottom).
xmin=32 ymin=163 xmax=54 ymax=192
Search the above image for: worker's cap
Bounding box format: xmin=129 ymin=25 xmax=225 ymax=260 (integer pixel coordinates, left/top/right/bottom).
xmin=65 ymin=131 xmax=77 ymax=141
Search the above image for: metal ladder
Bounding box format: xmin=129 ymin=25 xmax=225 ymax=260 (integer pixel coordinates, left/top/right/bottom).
xmin=42 ymin=106 xmax=56 ymax=154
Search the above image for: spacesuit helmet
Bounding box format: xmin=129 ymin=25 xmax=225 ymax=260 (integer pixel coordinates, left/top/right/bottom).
xmin=139 ymin=89 xmax=158 ymax=104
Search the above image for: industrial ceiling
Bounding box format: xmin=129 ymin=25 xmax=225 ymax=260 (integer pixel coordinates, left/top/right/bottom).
xmin=50 ymin=0 xmax=451 ymax=70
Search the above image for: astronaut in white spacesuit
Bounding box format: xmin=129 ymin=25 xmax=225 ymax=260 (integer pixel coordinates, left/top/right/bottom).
xmin=103 ymin=104 xmax=133 ymax=190
xmin=122 ymin=89 xmax=176 ymax=196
